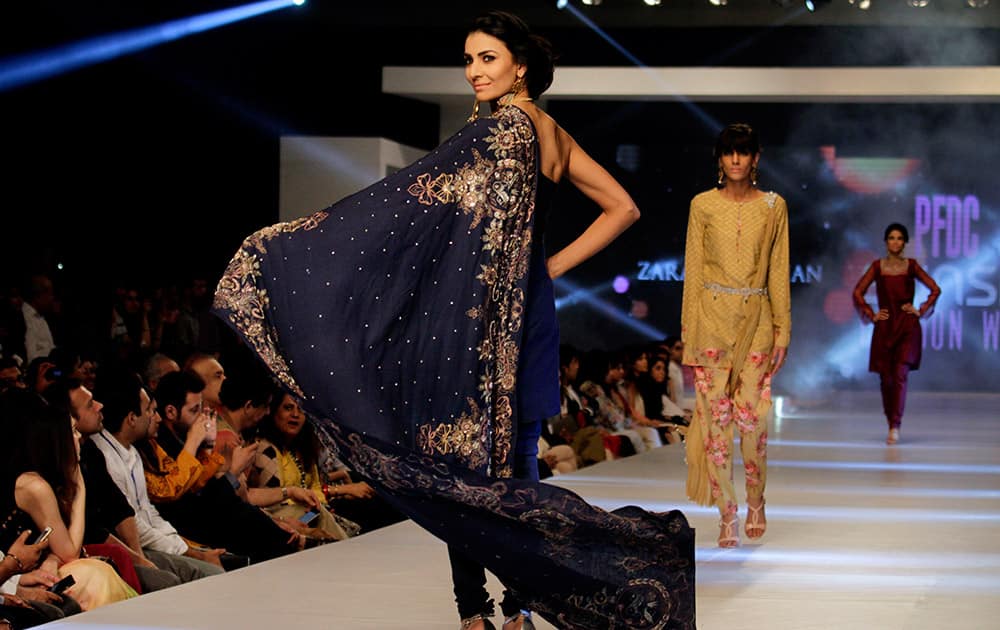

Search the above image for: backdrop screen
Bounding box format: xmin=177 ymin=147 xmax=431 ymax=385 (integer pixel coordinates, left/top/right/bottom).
xmin=545 ymin=101 xmax=999 ymax=394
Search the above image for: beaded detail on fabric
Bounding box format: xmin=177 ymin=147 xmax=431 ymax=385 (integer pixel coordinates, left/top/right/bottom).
xmin=703 ymin=282 xmax=768 ymax=297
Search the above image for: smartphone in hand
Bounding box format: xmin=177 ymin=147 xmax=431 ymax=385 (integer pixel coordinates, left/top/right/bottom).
xmin=48 ymin=574 xmax=75 ymax=595
xmin=32 ymin=527 xmax=53 ymax=545
xmin=299 ymin=510 xmax=319 ymax=526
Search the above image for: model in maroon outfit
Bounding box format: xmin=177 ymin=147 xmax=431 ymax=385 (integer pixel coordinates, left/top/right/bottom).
xmin=852 ymin=223 xmax=941 ymax=444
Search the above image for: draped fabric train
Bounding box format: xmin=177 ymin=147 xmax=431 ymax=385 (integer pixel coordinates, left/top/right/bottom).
xmin=213 ymin=105 xmax=695 ymax=629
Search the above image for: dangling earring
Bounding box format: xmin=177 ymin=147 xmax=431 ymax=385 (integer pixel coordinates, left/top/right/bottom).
xmin=750 ymin=163 xmax=759 ymax=187
xmin=499 ymin=75 xmax=526 ymax=107
xmin=468 ymin=99 xmax=480 ymax=123
xmin=717 ymin=165 xmax=725 ymax=186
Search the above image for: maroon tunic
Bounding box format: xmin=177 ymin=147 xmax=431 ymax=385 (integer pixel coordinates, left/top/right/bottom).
xmin=852 ymin=258 xmax=940 ymax=373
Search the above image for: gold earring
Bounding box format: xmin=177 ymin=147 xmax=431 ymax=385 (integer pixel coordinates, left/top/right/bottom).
xmin=468 ymin=99 xmax=480 ymax=123
xmin=499 ymin=75 xmax=526 ymax=107
xmin=717 ymin=165 xmax=725 ymax=186
xmin=750 ymin=164 xmax=759 ymax=187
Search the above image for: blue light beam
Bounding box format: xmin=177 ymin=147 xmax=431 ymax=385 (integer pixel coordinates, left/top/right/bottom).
xmin=0 ymin=0 xmax=303 ymax=92
xmin=554 ymin=276 xmax=667 ymax=340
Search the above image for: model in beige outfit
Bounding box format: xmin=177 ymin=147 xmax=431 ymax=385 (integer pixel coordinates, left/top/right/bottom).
xmin=681 ymin=123 xmax=791 ymax=548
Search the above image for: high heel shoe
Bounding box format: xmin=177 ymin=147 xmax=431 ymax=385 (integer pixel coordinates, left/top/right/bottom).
xmin=718 ymin=513 xmax=740 ymax=548
xmin=745 ymin=499 xmax=766 ymax=539
xmin=886 ymin=428 xmax=900 ymax=445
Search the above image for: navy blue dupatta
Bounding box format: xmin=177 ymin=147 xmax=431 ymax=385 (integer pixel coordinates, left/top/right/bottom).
xmin=213 ymin=106 xmax=695 ymax=629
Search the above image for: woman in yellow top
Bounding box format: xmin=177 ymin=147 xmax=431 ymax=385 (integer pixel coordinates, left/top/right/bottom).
xmin=681 ymin=123 xmax=790 ymax=548
xmin=247 ymin=392 xmax=362 ymax=541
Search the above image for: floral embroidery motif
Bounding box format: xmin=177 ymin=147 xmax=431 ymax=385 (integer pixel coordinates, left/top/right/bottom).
xmin=214 ymin=212 xmax=328 ymax=396
xmin=417 ymin=398 xmax=489 ymax=469
xmin=403 ymin=108 xmax=535 ymax=476
xmin=406 ymin=172 xmax=456 ymax=206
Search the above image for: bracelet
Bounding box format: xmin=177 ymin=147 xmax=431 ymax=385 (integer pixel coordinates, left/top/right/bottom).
xmin=3 ymin=552 xmax=24 ymax=572
xmin=281 ymin=487 xmax=289 ymax=500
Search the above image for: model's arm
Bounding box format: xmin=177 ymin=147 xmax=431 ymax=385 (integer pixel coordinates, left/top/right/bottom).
xmin=852 ymin=263 xmax=878 ymax=322
xmin=913 ymin=261 xmax=941 ymax=317
xmin=545 ymin=130 xmax=639 ymax=279
xmin=767 ymin=199 xmax=791 ymax=375
xmin=680 ymin=199 xmax=704 ymax=365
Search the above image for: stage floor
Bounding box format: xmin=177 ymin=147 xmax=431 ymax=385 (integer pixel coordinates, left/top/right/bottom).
xmin=39 ymin=390 xmax=1000 ymax=629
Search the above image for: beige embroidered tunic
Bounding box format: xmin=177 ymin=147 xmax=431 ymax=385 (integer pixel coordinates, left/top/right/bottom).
xmin=681 ymin=188 xmax=791 ymax=369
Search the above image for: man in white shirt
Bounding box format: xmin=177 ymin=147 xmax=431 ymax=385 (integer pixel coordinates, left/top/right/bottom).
xmin=21 ymin=274 xmax=56 ymax=363
xmin=91 ymin=370 xmax=224 ymax=582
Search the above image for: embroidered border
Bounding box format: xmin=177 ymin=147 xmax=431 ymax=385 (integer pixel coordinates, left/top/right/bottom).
xmin=213 ymin=212 xmax=329 ymax=397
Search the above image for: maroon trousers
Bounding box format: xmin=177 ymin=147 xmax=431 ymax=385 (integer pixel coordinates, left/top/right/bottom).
xmin=878 ymin=362 xmax=910 ymax=429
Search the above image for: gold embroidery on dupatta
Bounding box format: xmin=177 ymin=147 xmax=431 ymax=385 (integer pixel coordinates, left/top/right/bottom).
xmin=213 ymin=211 xmax=329 ymax=397
xmin=416 ymin=399 xmax=489 ymax=469
xmin=404 ymin=107 xmax=536 ymax=478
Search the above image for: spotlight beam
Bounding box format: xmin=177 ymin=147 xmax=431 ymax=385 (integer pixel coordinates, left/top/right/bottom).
xmin=557 ymin=1 xmax=722 ymax=134
xmin=555 ymin=276 xmax=667 ymax=340
xmin=0 ymin=0 xmax=303 ymax=92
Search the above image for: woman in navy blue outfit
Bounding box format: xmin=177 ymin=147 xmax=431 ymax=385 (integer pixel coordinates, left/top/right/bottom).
xmin=214 ymin=11 xmax=695 ymax=630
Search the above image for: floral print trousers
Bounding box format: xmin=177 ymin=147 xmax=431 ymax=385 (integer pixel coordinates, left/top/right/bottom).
xmin=692 ymin=351 xmax=771 ymax=516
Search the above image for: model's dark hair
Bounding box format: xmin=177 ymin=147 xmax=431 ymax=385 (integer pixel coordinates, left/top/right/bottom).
xmin=884 ymin=222 xmax=909 ymax=243
xmin=714 ymin=123 xmax=760 ymax=159
xmin=469 ymin=10 xmax=557 ymax=99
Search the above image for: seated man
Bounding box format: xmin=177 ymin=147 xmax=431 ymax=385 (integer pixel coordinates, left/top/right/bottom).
xmin=92 ymin=369 xmax=226 ymax=582
xmin=144 ymin=370 xmax=319 ymax=563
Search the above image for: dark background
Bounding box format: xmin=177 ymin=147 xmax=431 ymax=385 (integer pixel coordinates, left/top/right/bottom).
xmin=2 ymin=0 xmax=998 ymax=390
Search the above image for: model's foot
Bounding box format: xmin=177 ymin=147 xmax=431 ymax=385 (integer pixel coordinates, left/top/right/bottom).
xmin=718 ymin=513 xmax=740 ymax=548
xmin=745 ymin=498 xmax=766 ymax=539
xmin=887 ymin=428 xmax=900 ymax=445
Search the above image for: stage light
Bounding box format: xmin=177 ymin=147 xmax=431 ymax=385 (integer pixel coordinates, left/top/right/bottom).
xmin=582 ymin=0 xmax=602 ymax=5
xmin=293 ymin=0 xmax=306 ymax=5
xmin=804 ymin=0 xmax=831 ymax=11
xmin=805 ymin=0 xmax=816 ymax=10
xmin=967 ymin=0 xmax=989 ymax=6
xmin=556 ymin=0 xmax=569 ymax=9
xmin=907 ymin=0 xmax=930 ymax=6
xmin=613 ymin=276 xmax=630 ymax=294
xmin=848 ymin=0 xmax=871 ymax=9
xmin=643 ymin=0 xmax=663 ymax=6
xmin=709 ymin=0 xmax=728 ymax=6
xmin=0 ymin=0 xmax=302 ymax=92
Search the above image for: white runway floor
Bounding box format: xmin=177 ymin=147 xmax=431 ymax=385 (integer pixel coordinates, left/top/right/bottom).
xmin=39 ymin=391 xmax=1000 ymax=629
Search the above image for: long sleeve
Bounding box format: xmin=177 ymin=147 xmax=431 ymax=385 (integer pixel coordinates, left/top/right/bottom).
xmin=768 ymin=197 xmax=791 ymax=347
xmin=852 ymin=262 xmax=877 ymax=322
xmin=144 ymin=444 xmax=204 ymax=503
xmin=680 ymin=199 xmax=704 ymax=366
xmin=913 ymin=261 xmax=941 ymax=316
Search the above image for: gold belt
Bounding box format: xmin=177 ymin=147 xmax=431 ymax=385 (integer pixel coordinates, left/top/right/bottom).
xmin=704 ymin=282 xmax=767 ymax=297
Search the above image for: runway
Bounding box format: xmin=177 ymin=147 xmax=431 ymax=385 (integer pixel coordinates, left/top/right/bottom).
xmin=39 ymin=390 xmax=1000 ymax=629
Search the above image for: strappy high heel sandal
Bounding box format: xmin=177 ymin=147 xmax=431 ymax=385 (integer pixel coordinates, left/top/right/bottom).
xmin=745 ymin=499 xmax=766 ymax=539
xmin=718 ymin=513 xmax=740 ymax=548
xmin=502 ymin=612 xmax=535 ymax=630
